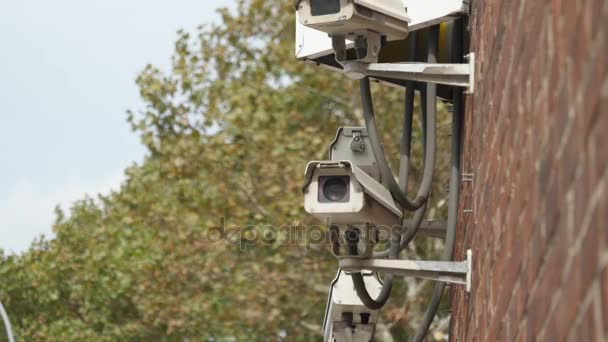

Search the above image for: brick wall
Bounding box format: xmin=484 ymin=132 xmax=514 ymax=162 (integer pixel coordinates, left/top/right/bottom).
xmin=449 ymin=0 xmax=607 ymax=341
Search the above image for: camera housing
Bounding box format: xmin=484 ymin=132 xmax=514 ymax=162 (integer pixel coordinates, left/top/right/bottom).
xmin=297 ymin=0 xmax=410 ymax=63
xmin=303 ymin=127 xmax=401 ymax=258
xmin=303 ymin=161 xmax=401 ymax=229
xmin=323 ymin=270 xmax=380 ymax=341
xmin=297 ymin=0 xmax=410 ymax=41
xmin=296 ymin=0 xmax=468 ymax=88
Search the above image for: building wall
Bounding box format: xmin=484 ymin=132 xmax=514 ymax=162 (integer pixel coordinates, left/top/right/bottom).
xmin=450 ymin=0 xmax=607 ymax=341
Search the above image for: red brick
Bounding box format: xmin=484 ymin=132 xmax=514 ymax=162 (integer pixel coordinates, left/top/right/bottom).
xmin=541 ymin=314 xmax=560 ymax=342
xmin=515 ymin=320 xmax=527 ymax=342
xmin=589 ymin=107 xmax=608 ymax=179
xmin=498 ymin=321 xmax=511 ymax=342
xmin=580 ymin=206 xmax=601 ymax=281
xmin=527 ymin=282 xmax=553 ymax=338
xmin=525 ymin=227 xmax=545 ymax=291
xmin=600 ymin=180 xmax=608 ymax=247
xmin=569 ymin=302 xmax=598 ymax=342
xmin=552 ymin=289 xmax=581 ymax=339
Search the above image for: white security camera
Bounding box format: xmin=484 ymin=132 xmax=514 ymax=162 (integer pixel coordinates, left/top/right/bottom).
xmin=296 ymin=0 xmax=410 ymax=63
xmin=296 ymin=0 xmax=410 ymax=41
xmin=323 ymin=270 xmax=380 ymax=342
xmin=303 ymin=160 xmax=401 ymax=229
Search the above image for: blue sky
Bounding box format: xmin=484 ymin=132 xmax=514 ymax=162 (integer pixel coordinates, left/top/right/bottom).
xmin=0 ymin=0 xmax=232 ymax=253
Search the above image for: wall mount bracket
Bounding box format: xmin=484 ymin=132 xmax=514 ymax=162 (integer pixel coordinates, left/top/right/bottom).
xmin=342 ymin=53 xmax=475 ymax=94
xmin=340 ymin=249 xmax=473 ymax=292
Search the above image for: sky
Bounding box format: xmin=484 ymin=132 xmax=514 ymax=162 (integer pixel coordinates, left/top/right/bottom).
xmin=0 ymin=0 xmax=233 ymax=253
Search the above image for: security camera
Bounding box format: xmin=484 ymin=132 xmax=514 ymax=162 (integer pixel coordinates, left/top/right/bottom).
xmin=303 ymin=160 xmax=401 ymax=229
xmin=323 ymin=270 xmax=380 ymax=342
xmin=303 ymin=128 xmax=400 ymax=258
xmin=296 ymin=0 xmax=410 ymax=41
xmin=297 ymin=0 xmax=410 ymax=63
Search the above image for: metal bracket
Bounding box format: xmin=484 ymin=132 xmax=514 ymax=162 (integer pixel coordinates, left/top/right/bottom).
xmin=462 ymin=172 xmax=475 ymax=182
xmin=349 ymin=131 xmax=366 ymax=152
xmin=340 ymin=249 xmax=473 ymax=292
xmin=342 ymin=53 xmax=475 ymax=94
xmin=407 ymin=220 xmax=447 ymax=239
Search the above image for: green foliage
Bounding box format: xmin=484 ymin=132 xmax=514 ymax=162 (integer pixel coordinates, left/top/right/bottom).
xmin=0 ymin=0 xmax=453 ymax=340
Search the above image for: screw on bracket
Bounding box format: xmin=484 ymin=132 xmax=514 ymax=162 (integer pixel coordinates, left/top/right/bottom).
xmin=462 ymin=172 xmax=474 ymax=182
xmin=349 ymin=132 xmax=366 ymax=152
xmin=462 ymin=172 xmax=475 ymax=214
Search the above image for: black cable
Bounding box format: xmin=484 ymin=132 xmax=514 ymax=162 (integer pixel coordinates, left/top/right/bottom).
xmin=374 ymin=85 xmax=429 ymax=258
xmin=413 ymin=19 xmax=464 ymax=342
xmin=360 ymin=31 xmax=437 ymax=213
xmin=348 ymin=225 xmax=398 ymax=310
xmin=353 ymin=30 xmax=439 ymax=309
xmin=349 ymin=75 xmax=402 ymax=309
xmin=398 ymin=32 xmax=418 ymax=193
xmin=395 ymin=86 xmax=430 ymax=252
xmin=375 ymin=32 xmax=425 ymax=258
xmin=350 ymin=33 xmax=419 ymax=309
xmin=360 ymin=75 xmax=436 ymax=212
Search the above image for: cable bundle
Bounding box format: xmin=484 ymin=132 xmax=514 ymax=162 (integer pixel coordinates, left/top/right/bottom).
xmin=349 ymin=20 xmax=465 ymax=341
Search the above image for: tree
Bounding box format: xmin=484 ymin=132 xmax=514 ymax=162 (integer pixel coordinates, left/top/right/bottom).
xmin=0 ymin=0 xmax=452 ymax=340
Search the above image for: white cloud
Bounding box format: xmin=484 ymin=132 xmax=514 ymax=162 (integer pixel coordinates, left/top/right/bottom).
xmin=0 ymin=169 xmax=125 ymax=254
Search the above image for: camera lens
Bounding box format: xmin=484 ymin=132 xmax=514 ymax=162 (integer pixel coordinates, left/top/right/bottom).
xmin=323 ymin=177 xmax=349 ymax=202
xmin=310 ymin=0 xmax=341 ymax=16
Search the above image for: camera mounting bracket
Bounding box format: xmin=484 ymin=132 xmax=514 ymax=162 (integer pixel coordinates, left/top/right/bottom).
xmin=340 ymin=249 xmax=473 ymax=292
xmin=295 ymin=0 xmax=473 ymax=97
xmin=341 ymin=53 xmax=475 ymax=93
